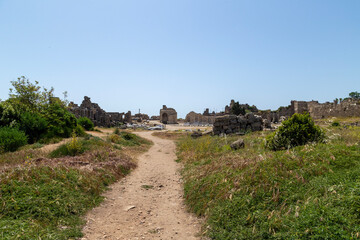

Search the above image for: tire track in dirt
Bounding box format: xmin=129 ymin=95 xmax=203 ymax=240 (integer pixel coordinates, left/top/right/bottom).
xmin=81 ymin=131 xmax=201 ymax=240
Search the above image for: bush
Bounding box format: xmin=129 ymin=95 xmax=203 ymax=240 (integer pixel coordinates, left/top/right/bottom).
xmin=74 ymin=124 xmax=86 ymax=137
xmin=18 ymin=111 xmax=48 ymax=143
xmin=42 ymin=103 xmax=77 ymax=138
xmin=0 ymin=127 xmax=28 ymax=152
xmin=266 ymin=113 xmax=325 ymax=150
xmin=77 ymin=117 xmax=94 ymax=131
xmin=66 ymin=134 xmax=83 ymax=156
xmin=331 ymin=120 xmax=340 ymax=127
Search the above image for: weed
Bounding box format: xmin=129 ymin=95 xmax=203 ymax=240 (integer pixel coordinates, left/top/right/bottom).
xmin=177 ymin=123 xmax=360 ymax=239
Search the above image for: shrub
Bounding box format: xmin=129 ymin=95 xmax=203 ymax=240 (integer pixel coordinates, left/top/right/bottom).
xmin=66 ymin=134 xmax=83 ymax=156
xmin=74 ymin=124 xmax=86 ymax=137
xmin=18 ymin=111 xmax=48 ymax=143
xmin=42 ymin=103 xmax=77 ymax=138
xmin=266 ymin=113 xmax=325 ymax=150
xmin=77 ymin=117 xmax=94 ymax=131
xmin=114 ymin=128 xmax=120 ymax=135
xmin=331 ymin=120 xmax=340 ymax=127
xmin=0 ymin=127 xmax=28 ymax=152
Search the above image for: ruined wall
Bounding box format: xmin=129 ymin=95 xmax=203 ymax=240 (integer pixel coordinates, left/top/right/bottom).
xmin=69 ymin=96 xmax=130 ymax=127
xmin=185 ymin=111 xmax=216 ymax=124
xmin=213 ymin=113 xmax=265 ymax=135
xmin=160 ymin=105 xmax=177 ymax=124
xmin=308 ymin=99 xmax=360 ymax=119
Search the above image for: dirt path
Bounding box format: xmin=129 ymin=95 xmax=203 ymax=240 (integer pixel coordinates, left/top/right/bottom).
xmin=81 ymin=131 xmax=201 ymax=240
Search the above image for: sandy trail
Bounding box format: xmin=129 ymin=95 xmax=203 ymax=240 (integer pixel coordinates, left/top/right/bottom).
xmin=81 ymin=131 xmax=201 ymax=240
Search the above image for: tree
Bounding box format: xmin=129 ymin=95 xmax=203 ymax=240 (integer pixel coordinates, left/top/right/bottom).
xmin=230 ymin=101 xmax=246 ymax=115
xmin=349 ymin=91 xmax=360 ymax=100
xmin=8 ymin=76 xmax=54 ymax=113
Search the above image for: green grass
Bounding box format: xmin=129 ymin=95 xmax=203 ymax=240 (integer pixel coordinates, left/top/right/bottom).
xmin=177 ymin=125 xmax=360 ymax=239
xmin=108 ymin=131 xmax=152 ymax=147
xmin=0 ymin=131 xmax=151 ymax=239
xmin=0 ymin=166 xmax=114 ymax=239
xmin=49 ymin=136 xmax=109 ymax=158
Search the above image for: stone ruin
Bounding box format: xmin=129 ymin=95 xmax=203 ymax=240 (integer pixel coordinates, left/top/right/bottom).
xmin=260 ymin=99 xmax=360 ymax=123
xmin=160 ymin=105 xmax=177 ymax=124
xmin=185 ymin=108 xmax=223 ymax=125
xmin=213 ymin=113 xmax=268 ymax=135
xmin=69 ymin=96 xmax=132 ymax=127
xmin=185 ymin=100 xmax=259 ymax=125
xmin=132 ymin=113 xmax=150 ymax=122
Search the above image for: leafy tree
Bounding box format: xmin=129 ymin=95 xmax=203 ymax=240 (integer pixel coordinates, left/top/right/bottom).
xmin=8 ymin=76 xmax=55 ymax=113
xmin=230 ymin=101 xmax=246 ymax=115
xmin=0 ymin=101 xmax=20 ymax=127
xmin=349 ymin=91 xmax=360 ymax=100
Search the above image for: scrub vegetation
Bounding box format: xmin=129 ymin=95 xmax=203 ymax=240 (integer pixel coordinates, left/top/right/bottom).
xmin=0 ymin=77 xmax=152 ymax=239
xmin=177 ymin=115 xmax=360 ymax=239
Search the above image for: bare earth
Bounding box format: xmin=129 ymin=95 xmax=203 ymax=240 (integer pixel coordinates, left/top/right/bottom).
xmin=81 ymin=131 xmax=201 ymax=240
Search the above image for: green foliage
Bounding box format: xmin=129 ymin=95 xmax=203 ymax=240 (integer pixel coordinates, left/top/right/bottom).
xmin=266 ymin=113 xmax=325 ymax=150
xmin=17 ymin=111 xmax=48 ymax=143
xmin=49 ymin=137 xmax=106 ymax=158
xmin=230 ymin=101 xmax=245 ymax=115
xmin=331 ymin=120 xmax=340 ymax=127
xmin=77 ymin=117 xmax=94 ymax=131
xmin=108 ymin=131 xmax=151 ymax=146
xmin=177 ymin=127 xmax=360 ymax=239
xmin=0 ymin=166 xmax=114 ymax=239
xmin=8 ymin=76 xmax=55 ymax=113
xmin=66 ymin=134 xmax=83 ymax=156
xmin=43 ymin=103 xmax=77 ymax=138
xmin=114 ymin=127 xmax=120 ymax=135
xmin=74 ymin=124 xmax=86 ymax=137
xmin=349 ymin=91 xmax=360 ymax=100
xmin=0 ymin=127 xmax=28 ymax=153
xmin=0 ymin=101 xmax=20 ymax=127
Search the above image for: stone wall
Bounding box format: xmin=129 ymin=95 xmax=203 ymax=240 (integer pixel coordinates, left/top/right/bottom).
xmin=69 ymin=96 xmax=130 ymax=127
xmin=259 ymin=99 xmax=360 ymax=122
xmin=160 ymin=105 xmax=177 ymax=124
xmin=308 ymin=99 xmax=360 ymax=119
xmin=213 ymin=113 xmax=265 ymax=135
xmin=185 ymin=111 xmax=216 ymax=124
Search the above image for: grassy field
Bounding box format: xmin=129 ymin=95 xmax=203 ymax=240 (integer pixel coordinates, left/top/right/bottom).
xmin=0 ymin=131 xmax=151 ymax=239
xmin=177 ymin=118 xmax=360 ymax=239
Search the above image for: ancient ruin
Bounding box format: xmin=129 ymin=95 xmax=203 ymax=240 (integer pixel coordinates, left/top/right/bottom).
xmin=160 ymin=105 xmax=177 ymax=124
xmin=185 ymin=109 xmax=221 ymax=124
xmin=213 ymin=113 xmax=265 ymax=135
xmin=69 ymin=96 xmax=131 ymax=127
xmin=260 ymin=99 xmax=360 ymax=123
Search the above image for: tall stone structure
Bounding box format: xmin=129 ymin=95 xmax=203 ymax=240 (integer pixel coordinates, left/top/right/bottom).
xmin=69 ymin=96 xmax=131 ymax=127
xmin=160 ymin=105 xmax=177 ymax=124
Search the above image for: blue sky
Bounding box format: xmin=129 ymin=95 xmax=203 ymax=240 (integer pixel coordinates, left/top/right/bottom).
xmin=1 ymin=1 xmax=359 ymax=118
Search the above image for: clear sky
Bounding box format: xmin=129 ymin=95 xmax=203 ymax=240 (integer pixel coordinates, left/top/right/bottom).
xmin=1 ymin=1 xmax=359 ymax=118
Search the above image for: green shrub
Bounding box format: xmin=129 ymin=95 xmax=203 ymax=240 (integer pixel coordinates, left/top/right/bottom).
xmin=77 ymin=117 xmax=94 ymax=131
xmin=42 ymin=103 xmax=77 ymax=138
xmin=114 ymin=127 xmax=120 ymax=135
xmin=66 ymin=134 xmax=83 ymax=156
xmin=0 ymin=127 xmax=28 ymax=152
xmin=266 ymin=113 xmax=325 ymax=150
xmin=0 ymin=101 xmax=20 ymax=127
xmin=331 ymin=120 xmax=340 ymax=127
xmin=18 ymin=111 xmax=48 ymax=143
xmin=74 ymin=124 xmax=86 ymax=137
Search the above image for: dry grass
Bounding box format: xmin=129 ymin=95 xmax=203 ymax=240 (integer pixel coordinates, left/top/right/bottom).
xmin=152 ymin=131 xmax=189 ymax=140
